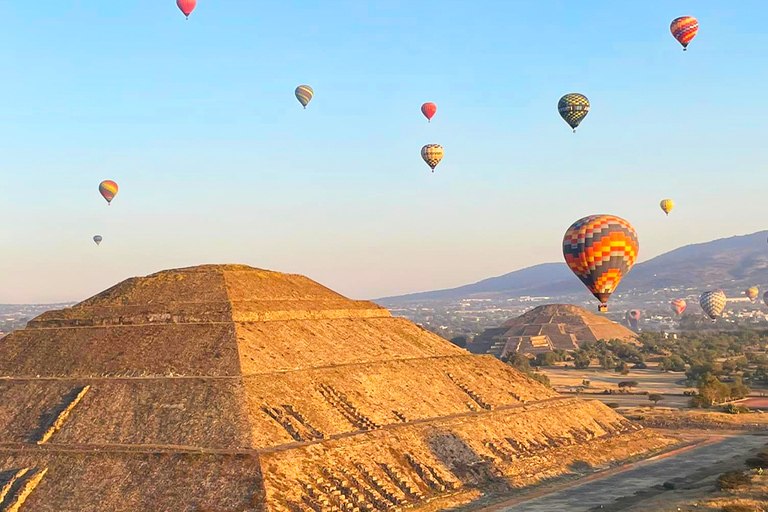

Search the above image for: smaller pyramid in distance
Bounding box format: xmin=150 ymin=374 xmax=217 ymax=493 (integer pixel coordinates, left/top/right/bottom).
xmin=469 ymin=304 xmax=637 ymax=357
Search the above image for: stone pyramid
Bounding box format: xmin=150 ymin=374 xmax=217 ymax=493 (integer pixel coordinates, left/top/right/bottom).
xmin=0 ymin=266 xmax=669 ymax=511
xmin=470 ymin=304 xmax=638 ymax=356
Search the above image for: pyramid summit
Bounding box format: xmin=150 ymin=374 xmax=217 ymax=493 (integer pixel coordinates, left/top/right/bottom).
xmin=0 ymin=265 xmax=670 ymax=511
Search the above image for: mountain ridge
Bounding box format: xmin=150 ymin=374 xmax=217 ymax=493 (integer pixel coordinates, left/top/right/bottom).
xmin=378 ymin=230 xmax=768 ymax=303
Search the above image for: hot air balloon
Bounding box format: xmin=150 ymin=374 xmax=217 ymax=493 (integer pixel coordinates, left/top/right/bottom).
xmin=660 ymin=199 xmax=675 ymax=216
xmin=671 ymin=299 xmax=687 ymax=316
xmin=558 ymin=93 xmax=590 ymax=132
xmin=764 ymin=291 xmax=768 ymax=308
xmin=563 ymin=214 xmax=639 ymax=312
xmin=626 ymin=310 xmax=641 ymax=330
xmin=670 ymin=16 xmax=698 ymax=51
xmin=295 ymin=85 xmax=314 ymax=109
xmin=421 ymin=102 xmax=437 ymax=123
xmin=700 ymin=290 xmax=726 ymax=319
xmin=745 ymin=286 xmax=760 ymax=303
xmin=99 ymin=180 xmax=118 ymax=205
xmin=421 ymin=144 xmax=444 ymax=172
xmin=93 ymin=235 xmax=103 ymax=246
xmin=177 ymin=0 xmax=196 ymax=19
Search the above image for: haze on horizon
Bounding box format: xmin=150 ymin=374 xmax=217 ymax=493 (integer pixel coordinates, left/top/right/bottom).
xmin=1 ymin=1 xmax=767 ymax=304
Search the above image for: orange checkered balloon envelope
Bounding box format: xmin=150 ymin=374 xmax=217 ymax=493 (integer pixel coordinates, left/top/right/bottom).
xmin=671 ymin=299 xmax=687 ymax=316
xmin=670 ymin=16 xmax=698 ymax=51
xmin=562 ymin=214 xmax=639 ymax=311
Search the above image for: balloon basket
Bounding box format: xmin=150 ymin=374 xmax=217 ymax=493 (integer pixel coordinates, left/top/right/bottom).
xmin=598 ymin=304 xmax=608 ymax=313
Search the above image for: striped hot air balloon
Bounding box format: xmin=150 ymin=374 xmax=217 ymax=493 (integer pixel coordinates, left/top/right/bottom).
xmin=295 ymin=85 xmax=314 ymax=109
xmin=421 ymin=144 xmax=444 ymax=172
xmin=745 ymin=286 xmax=760 ymax=303
xmin=660 ymin=199 xmax=675 ymax=216
xmin=99 ymin=180 xmax=118 ymax=205
xmin=421 ymin=102 xmax=437 ymax=122
xmin=671 ymin=299 xmax=687 ymax=316
xmin=700 ymin=290 xmax=726 ymax=319
xmin=563 ymin=215 xmax=639 ymax=312
xmin=177 ymin=0 xmax=196 ymax=19
xmin=93 ymin=235 xmax=103 ymax=246
xmin=558 ymin=93 xmax=590 ymax=132
xmin=670 ymin=16 xmax=698 ymax=51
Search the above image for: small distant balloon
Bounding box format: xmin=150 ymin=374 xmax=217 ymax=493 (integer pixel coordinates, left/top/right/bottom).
xmin=746 ymin=286 xmax=760 ymax=303
xmin=660 ymin=199 xmax=675 ymax=216
xmin=99 ymin=180 xmax=119 ymax=205
xmin=699 ymin=290 xmax=726 ymax=319
xmin=421 ymin=102 xmax=437 ymax=123
xmin=93 ymin=235 xmax=103 ymax=246
xmin=563 ymin=214 xmax=639 ymax=312
xmin=177 ymin=0 xmax=196 ymax=19
xmin=421 ymin=144 xmax=444 ymax=172
xmin=671 ymin=299 xmax=687 ymax=316
xmin=558 ymin=93 xmax=590 ymax=132
xmin=670 ymin=16 xmax=698 ymax=51
xmin=295 ymin=85 xmax=314 ymax=109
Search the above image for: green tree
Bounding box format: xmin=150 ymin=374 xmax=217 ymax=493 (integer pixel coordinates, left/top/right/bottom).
xmin=504 ymin=353 xmax=532 ymax=373
xmin=535 ymin=351 xmax=558 ymax=367
xmin=648 ymin=394 xmax=663 ymax=407
xmin=600 ymin=354 xmax=616 ymax=370
xmin=730 ymin=376 xmax=750 ymax=400
xmin=697 ymin=374 xmax=732 ymax=405
xmin=573 ymin=351 xmax=591 ymax=369
xmin=618 ymin=381 xmax=639 ymax=391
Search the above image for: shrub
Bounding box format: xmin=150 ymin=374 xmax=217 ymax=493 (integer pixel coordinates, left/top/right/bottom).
xmin=721 ymin=504 xmax=757 ymax=512
xmin=689 ymin=395 xmax=712 ymax=408
xmin=632 ymin=362 xmax=648 ymax=370
xmin=606 ymin=402 xmax=620 ymax=409
xmin=716 ymin=471 xmax=751 ymax=491
xmin=648 ymin=394 xmax=663 ymax=406
xmin=723 ymin=403 xmax=750 ymax=415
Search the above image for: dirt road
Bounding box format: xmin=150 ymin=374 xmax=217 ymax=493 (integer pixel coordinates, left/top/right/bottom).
xmin=485 ymin=434 xmax=767 ymax=512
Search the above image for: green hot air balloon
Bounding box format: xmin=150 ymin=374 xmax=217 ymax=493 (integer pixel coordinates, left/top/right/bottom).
xmin=558 ymin=93 xmax=590 ymax=132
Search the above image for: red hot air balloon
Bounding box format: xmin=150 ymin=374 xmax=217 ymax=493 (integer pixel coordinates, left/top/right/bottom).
xmin=671 ymin=299 xmax=687 ymax=316
xmin=421 ymin=103 xmax=437 ymax=123
xmin=670 ymin=16 xmax=698 ymax=51
xmin=99 ymin=180 xmax=119 ymax=205
xmin=177 ymin=0 xmax=196 ymax=19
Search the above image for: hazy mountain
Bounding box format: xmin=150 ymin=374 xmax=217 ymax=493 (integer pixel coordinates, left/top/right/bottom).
xmin=379 ymin=231 xmax=768 ymax=303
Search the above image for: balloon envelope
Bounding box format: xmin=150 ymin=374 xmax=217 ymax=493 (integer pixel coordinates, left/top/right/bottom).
xmin=671 ymin=299 xmax=687 ymax=316
xmin=177 ymin=0 xmax=196 ymax=18
xmin=93 ymin=235 xmax=103 ymax=246
xmin=558 ymin=93 xmax=590 ymax=131
xmin=764 ymin=291 xmax=768 ymax=307
xmin=700 ymin=290 xmax=726 ymax=319
xmin=670 ymin=16 xmax=698 ymax=50
xmin=295 ymin=85 xmax=314 ymax=108
xmin=421 ymin=144 xmax=444 ymax=172
xmin=421 ymin=102 xmax=437 ymax=122
xmin=660 ymin=199 xmax=674 ymax=216
xmin=746 ymin=287 xmax=760 ymax=303
xmin=99 ymin=180 xmax=118 ymax=204
xmin=563 ymin=214 xmax=639 ymax=311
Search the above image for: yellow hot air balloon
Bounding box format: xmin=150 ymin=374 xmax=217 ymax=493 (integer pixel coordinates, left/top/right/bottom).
xmin=660 ymin=199 xmax=674 ymax=216
xmin=421 ymin=144 xmax=444 ymax=172
xmin=746 ymin=286 xmax=759 ymax=303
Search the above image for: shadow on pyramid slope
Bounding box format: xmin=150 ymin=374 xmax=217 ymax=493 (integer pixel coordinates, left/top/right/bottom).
xmin=0 ymin=266 xmax=672 ymax=511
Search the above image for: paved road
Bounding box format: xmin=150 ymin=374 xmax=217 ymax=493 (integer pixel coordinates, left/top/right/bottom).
xmin=496 ymin=435 xmax=767 ymax=512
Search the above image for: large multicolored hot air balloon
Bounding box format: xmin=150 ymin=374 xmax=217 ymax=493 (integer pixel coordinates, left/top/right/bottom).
xmin=671 ymin=299 xmax=687 ymax=316
xmin=670 ymin=16 xmax=698 ymax=51
xmin=295 ymin=85 xmax=314 ymax=109
xmin=99 ymin=180 xmax=118 ymax=205
xmin=421 ymin=102 xmax=437 ymax=123
xmin=177 ymin=0 xmax=196 ymax=19
xmin=746 ymin=286 xmax=760 ymax=303
xmin=421 ymin=144 xmax=444 ymax=172
xmin=93 ymin=235 xmax=103 ymax=246
xmin=660 ymin=199 xmax=675 ymax=216
xmin=700 ymin=290 xmax=726 ymax=319
xmin=563 ymin=214 xmax=639 ymax=312
xmin=558 ymin=93 xmax=590 ymax=132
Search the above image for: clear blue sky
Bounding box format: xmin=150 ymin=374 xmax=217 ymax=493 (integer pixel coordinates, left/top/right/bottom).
xmin=1 ymin=1 xmax=767 ymax=303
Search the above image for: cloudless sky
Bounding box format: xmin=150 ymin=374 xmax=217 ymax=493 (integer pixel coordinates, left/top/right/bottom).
xmin=1 ymin=1 xmax=767 ymax=303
